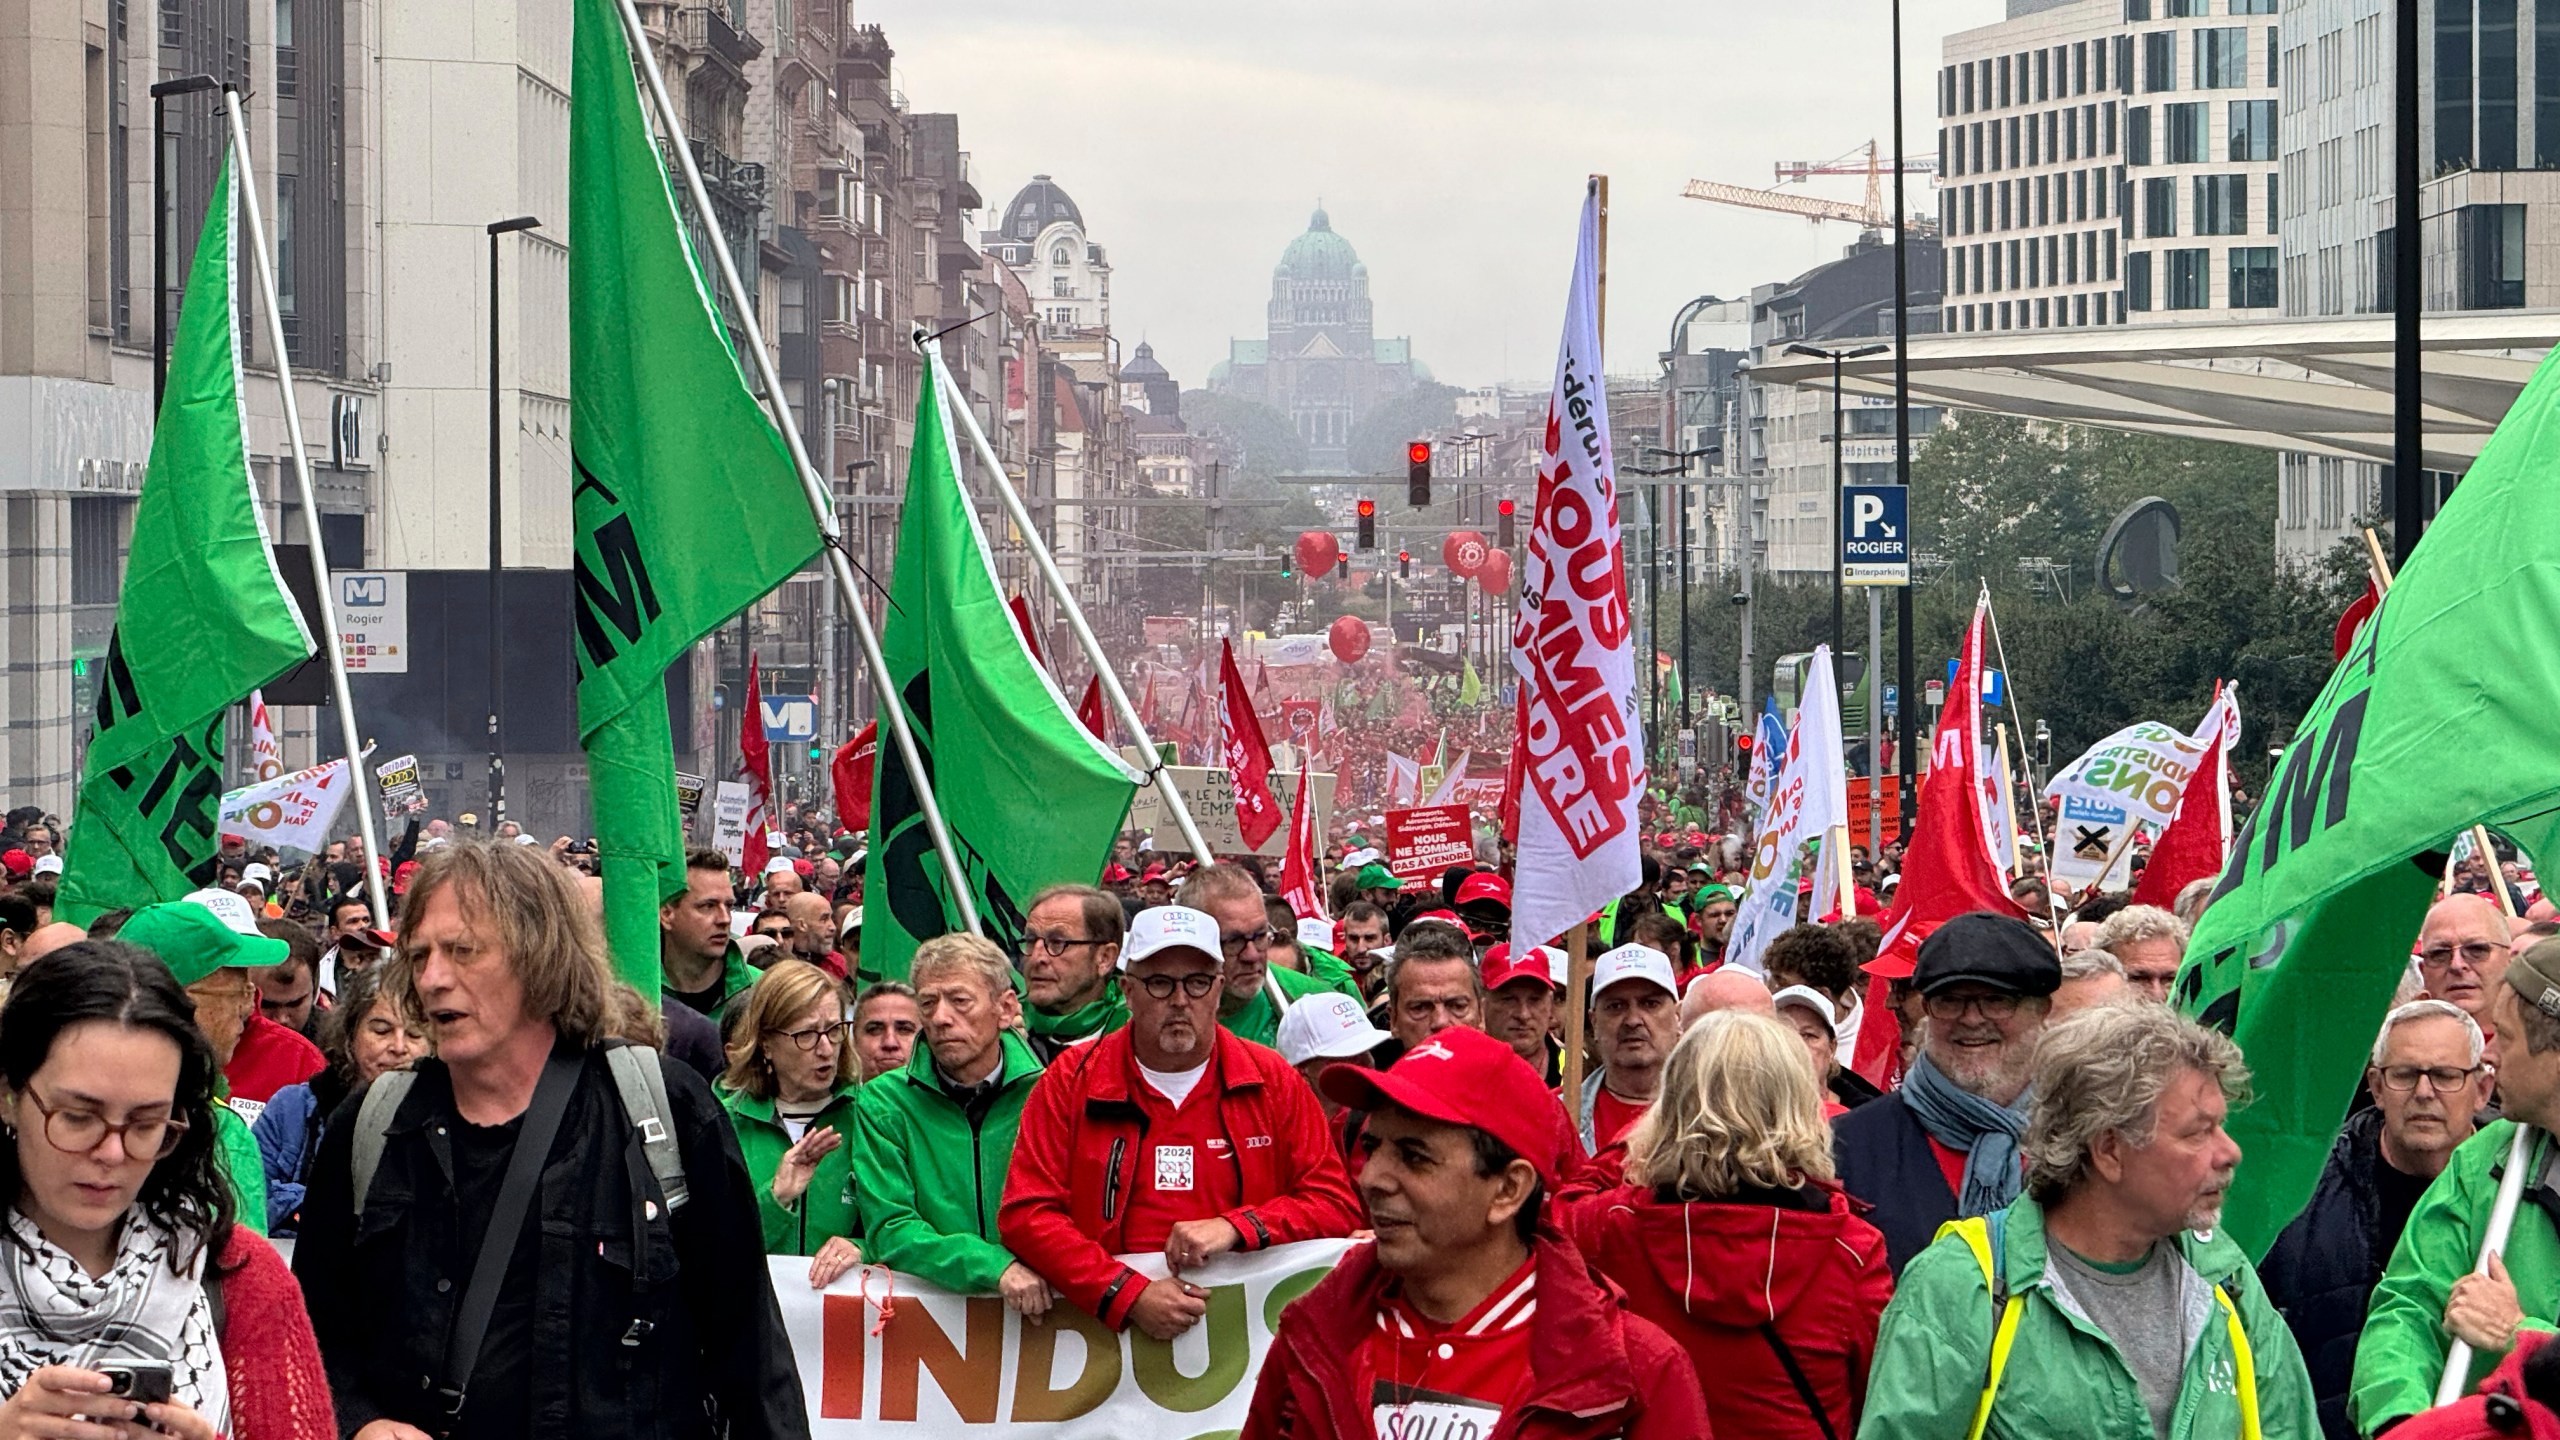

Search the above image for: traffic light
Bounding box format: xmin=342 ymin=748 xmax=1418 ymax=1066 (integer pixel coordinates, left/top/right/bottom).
xmin=1278 ymin=549 xmax=1293 ymax=579
xmin=1407 ymin=441 xmax=1433 ymax=507
xmin=1335 ymin=555 xmax=1349 ymax=579
xmin=808 ymin=743 xmax=823 ymax=762
xmin=1734 ymin=732 xmax=1754 ymax=765
xmin=1398 ymin=549 xmax=1412 ymax=579
xmin=1497 ymin=497 xmax=1516 ymax=548
xmin=1356 ymin=498 xmax=1377 ymax=549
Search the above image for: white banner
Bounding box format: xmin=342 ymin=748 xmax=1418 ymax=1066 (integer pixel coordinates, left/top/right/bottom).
xmin=780 ymin=1239 xmax=1354 ymax=1435
xmin=219 ymin=750 xmax=367 ymax=855
xmin=1727 ymin=646 xmax=1849 ymax=973
xmin=246 ymin=690 xmax=284 ymax=783
xmin=2042 ymin=715 xmax=2216 ymax=894
xmin=1507 ymin=182 xmax=1645 ymax=951
xmin=713 ymin=780 xmax=752 ymax=869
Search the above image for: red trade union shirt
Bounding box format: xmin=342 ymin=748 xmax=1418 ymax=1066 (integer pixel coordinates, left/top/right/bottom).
xmin=224 ymin=1013 xmax=325 ymax=1112
xmin=1115 ymin=1050 xmax=1249 ymax=1252
xmin=1590 ymin=1085 xmax=1649 ymax=1154
xmin=1353 ymin=1255 xmax=1536 ymax=1439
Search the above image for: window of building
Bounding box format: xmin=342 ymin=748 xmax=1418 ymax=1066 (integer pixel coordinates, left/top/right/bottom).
xmin=2440 ymin=0 xmax=2476 ymax=170
xmin=2267 ymin=25 xmax=2278 ymax=85
xmin=2098 ymin=34 xmax=2113 ymax=89
xmin=2037 ymin=174 xmax=2051 ymax=225
xmin=2168 ymin=247 xmax=2212 ymax=306
xmin=2228 ymin=98 xmax=2277 ymax=160
xmin=2228 ymin=245 xmax=2278 ymax=306
xmin=2127 ymin=105 xmax=2152 ymax=164
xmin=2170 ymin=0 xmax=2208 ymax=13
xmin=2127 ymin=250 xmax=2153 ymax=309
xmin=2231 ymin=0 xmax=2275 ymax=11
xmin=70 ymin=496 xmax=128 ymax=606
xmin=2166 ymin=102 xmax=2207 ymax=162
xmin=2195 ymin=28 xmax=2247 ymax=87
xmin=2009 ymin=115 xmax=2023 ymax=163
xmin=2144 ymin=176 xmax=2179 ymax=235
xmin=2076 ymin=42 xmax=2090 ymax=92
xmin=2460 ymin=202 xmax=2527 ymax=307
xmin=2194 ymin=174 xmax=2248 ymax=233
xmin=2037 ymin=48 xmax=2051 ymax=100
xmin=1999 ymin=53 xmax=2012 ymax=107
xmin=2127 ymin=0 xmax=2151 ymax=15
xmin=2537 ymin=2 xmax=2560 ymax=165
xmin=2103 ymin=102 xmax=2118 ymax=153
xmin=2267 ymin=172 xmax=2280 ymax=232
xmin=2482 ymin=0 xmax=2519 ymax=169
xmin=2075 ymin=168 xmax=2089 ymax=219
xmin=2145 ymin=31 xmax=2177 ymax=91
xmin=1961 ymin=63 xmax=1976 ymax=112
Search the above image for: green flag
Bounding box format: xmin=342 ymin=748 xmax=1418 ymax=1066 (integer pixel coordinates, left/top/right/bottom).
xmin=861 ymin=350 xmax=1139 ymax=981
xmin=2179 ymin=347 xmax=2560 ymax=1259
xmin=1459 ymin=657 xmax=1483 ymax=707
xmin=60 ymin=152 xmax=313 ymax=925
xmin=572 ymin=0 xmax=820 ymax=990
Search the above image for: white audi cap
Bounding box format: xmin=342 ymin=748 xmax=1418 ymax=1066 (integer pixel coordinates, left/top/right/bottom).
xmin=1590 ymin=942 xmax=1679 ymax=1001
xmin=1120 ymin=905 xmax=1225 ymax=971
xmin=1278 ymin=991 xmax=1391 ymax=1067
xmin=1296 ymin=916 xmax=1336 ymax=952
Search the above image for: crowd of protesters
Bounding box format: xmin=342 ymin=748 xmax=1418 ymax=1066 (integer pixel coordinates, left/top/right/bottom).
xmin=1 ymin=791 xmax=2559 ymax=1437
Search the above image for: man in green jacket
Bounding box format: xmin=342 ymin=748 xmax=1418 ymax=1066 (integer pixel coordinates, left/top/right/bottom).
xmin=1863 ymin=1003 xmax=2316 ymax=1440
xmin=2353 ymin=937 xmax=2560 ymax=1433
xmin=855 ymin=932 xmax=1050 ymax=1313
xmin=117 ymin=894 xmax=275 ymax=1233
xmin=662 ymin=848 xmax=759 ymax=1019
xmin=1017 ymin=884 xmax=1128 ymax=1062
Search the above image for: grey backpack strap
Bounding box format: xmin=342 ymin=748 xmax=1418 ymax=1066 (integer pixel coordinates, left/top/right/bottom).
xmin=605 ymin=1045 xmax=689 ymax=1212
xmin=349 ymin=1070 xmax=419 ymax=1218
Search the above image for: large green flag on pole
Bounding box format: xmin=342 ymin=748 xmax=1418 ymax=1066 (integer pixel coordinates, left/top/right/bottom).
xmin=572 ymin=0 xmax=820 ymax=990
xmin=60 ymin=152 xmax=314 ymax=925
xmin=861 ymin=349 xmax=1140 ymax=981
xmin=2179 ymin=347 xmax=2560 ymax=1259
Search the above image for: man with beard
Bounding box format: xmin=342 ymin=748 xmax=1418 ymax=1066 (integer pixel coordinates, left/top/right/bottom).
xmin=1836 ymin=911 xmax=2059 ymax=1275
xmin=999 ymin=906 xmax=1361 ymax=1339
xmin=1863 ymin=1003 xmax=2314 ymax=1439
xmin=1335 ymin=902 xmax=1392 ymax=1000
xmin=1178 ymin=863 xmax=1337 ymax=1049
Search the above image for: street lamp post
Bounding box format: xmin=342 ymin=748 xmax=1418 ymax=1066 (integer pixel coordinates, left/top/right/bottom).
xmin=485 ymin=215 xmax=541 ymax=832
xmin=1891 ymin=0 xmax=1920 ymax=835
xmin=149 ymin=75 xmax=221 ymax=408
xmin=1786 ymin=342 xmax=1887 ymax=668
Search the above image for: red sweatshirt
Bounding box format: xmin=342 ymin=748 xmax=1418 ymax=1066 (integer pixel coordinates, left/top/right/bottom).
xmin=997 ymin=1026 xmax=1362 ymax=1331
xmin=225 ymin=1014 xmax=325 ymax=1109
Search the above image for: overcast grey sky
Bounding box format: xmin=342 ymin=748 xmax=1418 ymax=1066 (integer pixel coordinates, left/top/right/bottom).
xmin=871 ymin=1 xmax=2008 ymax=391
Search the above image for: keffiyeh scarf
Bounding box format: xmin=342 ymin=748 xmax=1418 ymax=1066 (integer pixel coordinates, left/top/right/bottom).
xmin=0 ymin=1210 xmax=227 ymax=1431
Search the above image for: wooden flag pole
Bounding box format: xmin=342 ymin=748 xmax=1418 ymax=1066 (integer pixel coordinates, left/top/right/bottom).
xmin=1992 ymin=722 xmax=2021 ymax=880
xmin=1831 ymin=823 xmax=1858 ymax=919
xmin=1562 ymin=921 xmax=1592 ymax=1132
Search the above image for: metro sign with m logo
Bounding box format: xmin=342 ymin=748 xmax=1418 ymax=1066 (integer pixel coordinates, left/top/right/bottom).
xmin=761 ymin=693 xmax=818 ymax=742
xmin=340 ymin=575 xmax=388 ymax=607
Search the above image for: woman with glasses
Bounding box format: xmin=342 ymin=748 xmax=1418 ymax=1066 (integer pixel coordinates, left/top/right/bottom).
xmin=721 ymin=959 xmax=864 ymax=1286
xmin=0 ymin=941 xmax=333 ymax=1440
xmin=250 ymin=965 xmax=422 ymax=1236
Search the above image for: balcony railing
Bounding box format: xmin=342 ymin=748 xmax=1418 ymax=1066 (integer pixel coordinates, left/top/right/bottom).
xmin=675 ymin=4 xmax=758 ymax=69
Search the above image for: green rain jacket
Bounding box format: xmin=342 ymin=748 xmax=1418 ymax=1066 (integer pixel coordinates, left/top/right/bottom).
xmin=1221 ymin=963 xmax=1342 ymax=1049
xmin=2352 ymin=1119 xmax=2560 ymax=1434
xmin=216 ymin=1099 xmax=267 ymax=1237
xmin=850 ymin=1031 xmax=1044 ymax=1294
xmin=665 ymin=940 xmax=760 ymax=1018
xmin=1859 ymin=1193 xmax=2316 ymax=1440
xmin=723 ymin=1082 xmax=863 ymax=1256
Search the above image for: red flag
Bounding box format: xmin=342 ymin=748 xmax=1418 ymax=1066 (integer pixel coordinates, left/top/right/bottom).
xmin=1279 ymin=751 xmax=1325 ymax=920
xmin=1499 ymin=688 xmax=1527 ymax=844
xmin=738 ymin=652 xmax=775 ymax=876
xmin=2332 ymin=580 xmax=2379 ymax=661
xmin=1219 ymin=638 xmax=1283 ymax=848
xmin=1008 ymin=594 xmax=1048 ymax=671
xmin=1078 ymin=677 xmax=1108 ymax=742
xmin=1858 ymin=595 xmax=2026 ymax=1082
xmin=831 ymin=723 xmax=878 ymax=833
xmin=2132 ymin=683 xmax=2239 ymax=909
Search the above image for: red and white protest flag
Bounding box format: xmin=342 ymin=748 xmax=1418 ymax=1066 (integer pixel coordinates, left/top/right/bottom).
xmin=2132 ymin=682 xmax=2241 ymax=909
xmin=831 ymin=723 xmax=878 ymax=832
xmin=1279 ymin=751 xmax=1326 ymax=920
xmin=1426 ymin=750 xmax=1471 ymax=806
xmin=737 ymin=651 xmax=776 ymax=876
xmin=1219 ymin=638 xmax=1284 ymax=849
xmin=246 ymin=689 xmax=284 ymax=784
xmin=1505 ymin=182 xmax=1645 ymax=950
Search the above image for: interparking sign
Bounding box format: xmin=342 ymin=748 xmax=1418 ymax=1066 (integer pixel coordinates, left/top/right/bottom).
xmin=1841 ymin=485 xmax=1909 ymax=587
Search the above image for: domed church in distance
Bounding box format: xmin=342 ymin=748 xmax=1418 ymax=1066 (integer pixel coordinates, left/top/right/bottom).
xmin=1209 ymin=206 xmax=1426 ymax=472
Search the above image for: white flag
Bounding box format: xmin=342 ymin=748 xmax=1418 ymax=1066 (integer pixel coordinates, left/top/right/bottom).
xmin=219 ymin=749 xmax=368 ymax=856
xmin=246 ymin=689 xmax=284 ymax=783
xmin=2043 ymin=714 xmax=2222 ymax=894
xmin=1384 ymin=752 xmax=1422 ymax=807
xmin=1505 ymin=182 xmax=1646 ymax=951
xmin=1726 ymin=647 xmax=1850 ymax=974
xmin=1426 ymin=750 xmax=1471 ymax=806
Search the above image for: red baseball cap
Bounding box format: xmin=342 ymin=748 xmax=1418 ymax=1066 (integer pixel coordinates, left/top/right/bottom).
xmin=1480 ymin=941 xmax=1562 ymax=993
xmin=0 ymin=850 xmax=28 ymax=879
xmin=1409 ymin=909 xmax=1475 ymax=940
xmin=1320 ymin=1025 xmax=1565 ymax=1186
xmin=1453 ymin=872 xmax=1512 ymax=910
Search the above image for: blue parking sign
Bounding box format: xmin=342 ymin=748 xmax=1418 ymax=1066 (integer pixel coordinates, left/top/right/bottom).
xmin=1841 ymin=485 xmax=1909 ymax=586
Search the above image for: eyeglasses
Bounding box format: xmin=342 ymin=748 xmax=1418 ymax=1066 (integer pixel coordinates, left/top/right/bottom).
xmin=1922 ymin=992 xmax=2024 ymax=1022
xmin=1020 ymin=932 xmax=1100 ymax=959
xmin=1133 ymin=972 xmax=1220 ymax=1001
xmin=769 ymin=1021 xmax=846 ymax=1052
xmin=21 ymin=1088 xmax=187 ymax=1160
xmin=2377 ymin=1064 xmax=2481 ymax=1093
xmin=2419 ymin=942 xmax=2501 ymax=970
xmin=1220 ymin=926 xmax=1276 ymax=958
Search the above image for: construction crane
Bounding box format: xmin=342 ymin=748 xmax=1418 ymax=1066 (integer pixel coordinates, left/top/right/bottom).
xmin=1683 ymin=140 xmax=1938 ymax=235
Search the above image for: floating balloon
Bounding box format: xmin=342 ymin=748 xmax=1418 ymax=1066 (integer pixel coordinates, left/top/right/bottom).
xmin=1477 ymin=549 xmax=1514 ymax=596
xmin=1442 ymin=530 xmax=1489 ymax=578
xmin=1295 ymin=530 xmax=1341 ymax=576
xmin=1328 ymin=613 xmax=1371 ymax=663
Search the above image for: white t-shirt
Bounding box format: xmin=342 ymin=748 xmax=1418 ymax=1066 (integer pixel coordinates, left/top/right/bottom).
xmin=1138 ymin=1058 xmax=1210 ymax=1109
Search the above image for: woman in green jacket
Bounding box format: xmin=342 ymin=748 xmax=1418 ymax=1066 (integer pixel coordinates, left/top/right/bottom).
xmin=721 ymin=958 xmax=864 ymax=1287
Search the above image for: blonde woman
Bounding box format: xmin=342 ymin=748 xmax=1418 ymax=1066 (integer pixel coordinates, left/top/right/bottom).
xmin=720 ymin=959 xmax=862 ymax=1287
xmin=1553 ymin=1011 xmax=1892 ymax=1440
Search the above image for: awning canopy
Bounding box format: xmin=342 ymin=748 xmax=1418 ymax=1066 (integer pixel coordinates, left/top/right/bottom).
xmin=1745 ymin=312 xmax=2560 ymax=474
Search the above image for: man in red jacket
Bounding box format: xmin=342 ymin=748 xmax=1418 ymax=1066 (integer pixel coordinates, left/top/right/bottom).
xmin=998 ymin=904 xmax=1362 ymax=1340
xmin=1245 ymin=1025 xmax=1710 ymax=1440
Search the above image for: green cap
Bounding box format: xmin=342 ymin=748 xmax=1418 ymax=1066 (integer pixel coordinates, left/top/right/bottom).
xmin=1691 ymin=883 xmax=1737 ymax=904
xmin=1355 ymin=863 xmax=1402 ymax=890
xmin=119 ymin=892 xmax=288 ymax=986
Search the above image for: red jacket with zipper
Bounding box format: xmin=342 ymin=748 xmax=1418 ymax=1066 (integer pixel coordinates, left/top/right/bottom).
xmin=997 ymin=1025 xmax=1361 ymax=1331
xmin=1240 ymin=1230 xmax=1711 ymax=1440
xmin=1552 ymin=1182 xmax=1892 ymax=1440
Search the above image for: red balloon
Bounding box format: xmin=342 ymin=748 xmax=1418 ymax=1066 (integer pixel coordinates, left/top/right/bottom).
xmin=1442 ymin=530 xmax=1488 ymax=578
xmin=1328 ymin=614 xmax=1371 ymax=663
xmin=1477 ymin=549 xmax=1514 ymax=596
xmin=1295 ymin=530 xmax=1340 ymax=576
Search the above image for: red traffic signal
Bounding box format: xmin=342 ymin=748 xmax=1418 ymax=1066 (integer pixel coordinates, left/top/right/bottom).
xmin=1497 ymin=497 xmax=1517 ymax=548
xmin=1407 ymin=442 xmax=1432 ymax=466
xmin=1407 ymin=441 xmax=1433 ymax=507
xmin=1355 ymin=498 xmax=1377 ymax=550
xmin=1397 ymin=549 xmax=1412 ymax=579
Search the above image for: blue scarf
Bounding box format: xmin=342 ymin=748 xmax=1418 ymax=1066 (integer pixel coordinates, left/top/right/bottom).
xmin=1899 ymin=1050 xmax=2031 ymax=1217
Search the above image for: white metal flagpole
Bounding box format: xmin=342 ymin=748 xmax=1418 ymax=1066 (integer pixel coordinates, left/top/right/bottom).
xmin=220 ymin=88 xmax=390 ymax=929
xmin=608 ymin=0 xmax=979 ymax=933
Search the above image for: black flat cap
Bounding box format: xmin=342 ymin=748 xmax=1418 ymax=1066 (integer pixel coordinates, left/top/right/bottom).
xmin=1912 ymin=911 xmax=2061 ymax=997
